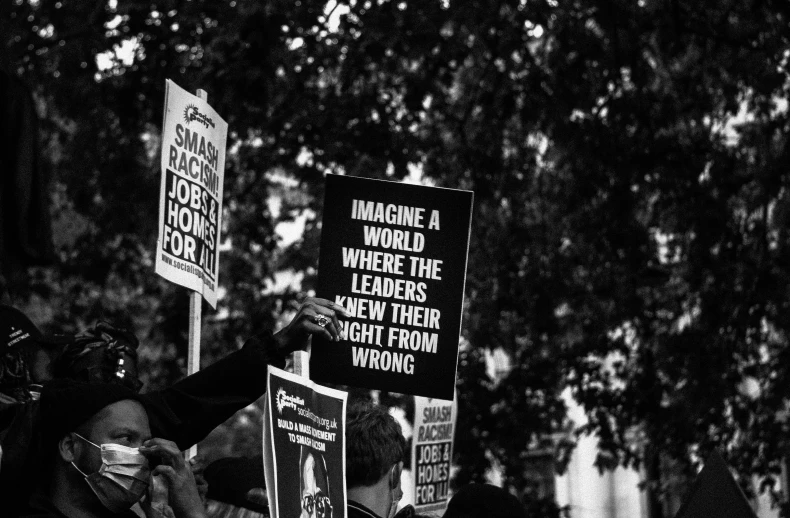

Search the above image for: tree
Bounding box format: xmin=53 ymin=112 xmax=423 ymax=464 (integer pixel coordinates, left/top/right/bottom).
xmin=3 ymin=1 xmax=790 ymax=515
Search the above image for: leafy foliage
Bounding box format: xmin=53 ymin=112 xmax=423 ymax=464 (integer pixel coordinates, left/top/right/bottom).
xmin=3 ymin=1 xmax=790 ymax=515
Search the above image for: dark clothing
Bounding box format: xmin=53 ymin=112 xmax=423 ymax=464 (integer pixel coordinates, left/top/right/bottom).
xmin=21 ymin=489 xmax=138 ymax=518
xmin=348 ymin=500 xmax=383 ymax=518
xmin=144 ymin=331 xmax=285 ymax=449
xmin=2 ymin=331 xmax=286 ymax=517
xmin=348 ymin=501 xmax=419 ymax=518
xmin=0 ymin=397 xmax=41 ymax=516
xmin=204 ymin=455 xmax=267 ymax=512
xmin=17 ymin=490 xmax=69 ymax=518
xmin=0 ymin=69 xmax=56 ymax=283
xmin=443 ymin=483 xmax=526 ymax=518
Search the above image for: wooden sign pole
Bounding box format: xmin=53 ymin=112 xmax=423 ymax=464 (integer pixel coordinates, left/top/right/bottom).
xmin=294 ymin=349 xmax=310 ymax=379
xmin=185 ymin=88 xmax=208 ymax=460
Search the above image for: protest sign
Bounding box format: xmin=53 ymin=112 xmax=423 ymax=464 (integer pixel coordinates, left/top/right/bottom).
xmin=263 ymin=366 xmax=348 ymax=518
xmin=673 ymin=450 xmax=757 ymax=518
xmin=155 ymin=79 xmax=228 ymax=308
xmin=411 ymin=395 xmax=457 ymax=515
xmin=310 ymin=174 xmax=473 ymax=400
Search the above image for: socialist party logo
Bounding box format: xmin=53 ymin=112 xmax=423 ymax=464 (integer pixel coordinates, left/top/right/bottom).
xmin=183 ymin=104 xmax=216 ymax=129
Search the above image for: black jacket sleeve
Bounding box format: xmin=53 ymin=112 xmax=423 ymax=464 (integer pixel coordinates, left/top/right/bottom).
xmin=143 ymin=331 xmax=287 ymax=450
xmin=0 ymin=400 xmax=43 ymax=518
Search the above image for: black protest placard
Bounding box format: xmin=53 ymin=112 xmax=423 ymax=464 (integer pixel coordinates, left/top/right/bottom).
xmin=673 ymin=450 xmax=757 ymax=518
xmin=310 ymin=174 xmax=473 ymax=400
xmin=263 ymin=366 xmax=348 ymax=518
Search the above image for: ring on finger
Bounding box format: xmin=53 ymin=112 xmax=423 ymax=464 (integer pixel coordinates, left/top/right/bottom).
xmin=314 ymin=315 xmax=330 ymax=328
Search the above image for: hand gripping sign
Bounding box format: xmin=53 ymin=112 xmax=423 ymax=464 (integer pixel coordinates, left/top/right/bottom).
xmin=263 ymin=366 xmax=348 ymax=518
xmin=311 ymin=174 xmax=474 ymax=400
xmin=155 ymin=79 xmax=228 ymax=309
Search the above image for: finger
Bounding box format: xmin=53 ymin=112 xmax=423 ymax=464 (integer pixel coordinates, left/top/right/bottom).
xmin=140 ymin=440 xmax=185 ymax=469
xmin=143 ymin=437 xmax=180 ymax=451
xmin=140 ymin=445 xmax=178 ymax=467
xmin=310 ymin=312 xmax=340 ymax=342
xmin=325 ymin=317 xmax=342 ymax=342
xmin=152 ymin=464 xmax=177 ymax=483
xmin=330 ymin=308 xmax=344 ymax=339
xmin=308 ymin=316 xmax=335 ymax=342
xmin=311 ymin=297 xmax=351 ymax=318
xmin=314 ymin=304 xmax=344 ymax=340
xmin=148 ymin=474 xmax=169 ymax=510
xmin=188 ymin=455 xmax=206 ymax=472
xmin=300 ymin=302 xmax=338 ymax=341
xmin=311 ymin=305 xmax=344 ymax=341
xmin=140 ymin=440 xmax=182 ymax=462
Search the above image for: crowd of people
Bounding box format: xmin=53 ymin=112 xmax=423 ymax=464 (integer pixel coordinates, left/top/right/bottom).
xmin=0 ymin=300 xmax=526 ymax=518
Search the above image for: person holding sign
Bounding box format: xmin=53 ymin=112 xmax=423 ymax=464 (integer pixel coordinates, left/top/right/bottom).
xmin=4 ymin=298 xmax=347 ymax=516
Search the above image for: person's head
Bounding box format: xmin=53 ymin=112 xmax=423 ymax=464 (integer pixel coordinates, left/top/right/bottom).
xmin=300 ymin=448 xmax=332 ymax=518
xmin=0 ymin=304 xmax=65 ymax=399
xmin=40 ymin=378 xmax=152 ymax=514
xmin=52 ymin=321 xmax=142 ymax=392
xmin=346 ymin=401 xmax=407 ymax=518
xmin=443 ymin=484 xmax=526 ymax=518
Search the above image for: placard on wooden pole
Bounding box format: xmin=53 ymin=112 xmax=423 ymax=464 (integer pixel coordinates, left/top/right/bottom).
xmin=184 ymin=88 xmax=208 ymax=461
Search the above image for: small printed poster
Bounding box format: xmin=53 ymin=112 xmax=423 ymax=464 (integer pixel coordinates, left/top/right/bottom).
xmin=411 ymin=395 xmax=457 ymax=515
xmin=155 ymin=79 xmax=228 ymax=308
xmin=311 ymin=174 xmax=474 ymax=399
xmin=263 ymin=366 xmax=348 ymax=518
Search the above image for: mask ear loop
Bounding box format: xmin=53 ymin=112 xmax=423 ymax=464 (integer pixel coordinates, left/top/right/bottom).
xmin=390 ymin=464 xmax=403 ymax=497
xmin=70 ymin=432 xmax=100 ymax=477
xmin=71 ymin=461 xmax=89 ymax=477
xmin=73 ymin=432 xmax=101 ymax=449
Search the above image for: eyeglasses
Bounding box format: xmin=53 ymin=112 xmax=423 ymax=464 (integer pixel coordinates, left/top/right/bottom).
xmin=302 ymin=492 xmax=333 ymax=517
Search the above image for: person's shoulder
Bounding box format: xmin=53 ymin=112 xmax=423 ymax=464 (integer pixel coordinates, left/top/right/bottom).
xmin=17 ymin=512 xmax=63 ymax=518
xmin=16 ymin=489 xmax=68 ymax=518
xmin=347 ymin=500 xmax=382 ymax=518
xmin=17 ymin=504 xmax=67 ymax=517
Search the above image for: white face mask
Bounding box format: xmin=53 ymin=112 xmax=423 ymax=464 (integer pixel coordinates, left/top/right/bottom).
xmin=71 ymin=433 xmax=151 ymax=512
xmin=387 ymin=468 xmax=403 ymax=518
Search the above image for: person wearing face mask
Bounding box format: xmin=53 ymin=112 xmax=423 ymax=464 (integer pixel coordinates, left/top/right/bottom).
xmin=345 ymin=402 xmax=409 ymax=518
xmin=1 ymin=298 xmax=347 ymax=516
xmin=21 ymin=378 xmax=206 ymax=518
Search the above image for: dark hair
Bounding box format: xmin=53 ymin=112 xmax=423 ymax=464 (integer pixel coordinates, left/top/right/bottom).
xmin=346 ymin=401 xmax=407 ymax=488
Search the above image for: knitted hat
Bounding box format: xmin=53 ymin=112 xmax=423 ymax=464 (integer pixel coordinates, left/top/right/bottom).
xmin=444 ymin=484 xmax=526 ymax=518
xmin=40 ymin=378 xmax=145 ymax=447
